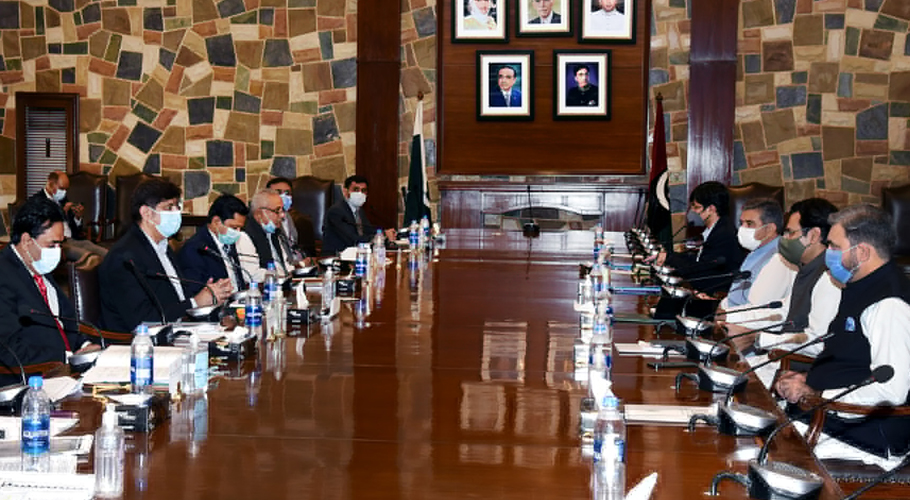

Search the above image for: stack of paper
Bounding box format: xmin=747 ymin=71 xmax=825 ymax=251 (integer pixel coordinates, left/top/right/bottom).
xmin=41 ymin=378 xmax=82 ymax=403
xmin=615 ymin=341 xmax=676 ymax=358
xmin=0 ymin=471 xmax=94 ymax=499
xmin=81 ymin=346 xmax=184 ymax=389
xmin=625 ymin=404 xmax=717 ymax=425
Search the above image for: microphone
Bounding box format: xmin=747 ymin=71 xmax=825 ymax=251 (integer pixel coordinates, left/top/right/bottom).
xmin=674 ymin=321 xmax=794 ymax=393
xmin=677 ymin=299 xmax=783 ymax=336
xmin=703 ymin=319 xmax=792 ymax=364
xmin=22 ymin=306 xmax=107 ymax=350
xmin=522 ymin=185 xmax=540 ymax=238
xmin=710 ymin=365 xmax=895 ymax=499
xmin=199 ymin=246 xmax=254 ymax=287
xmin=686 ymin=269 xmax=751 ymax=284
xmin=124 ymin=260 xmax=174 ymax=346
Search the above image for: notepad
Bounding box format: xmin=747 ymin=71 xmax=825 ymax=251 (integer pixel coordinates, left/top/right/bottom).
xmin=41 ymin=378 xmax=82 ymax=403
xmin=625 ymin=404 xmax=718 ymax=425
xmin=81 ymin=346 xmax=183 ymax=388
xmin=615 ymin=341 xmax=679 ymax=358
xmin=0 ymin=471 xmax=95 ymax=500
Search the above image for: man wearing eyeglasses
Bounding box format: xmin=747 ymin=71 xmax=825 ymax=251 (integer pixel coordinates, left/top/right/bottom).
xmin=237 ymin=188 xmax=296 ymax=282
xmin=529 ymin=0 xmax=560 ymax=24
xmin=0 ymin=197 xmax=98 ymax=373
xmin=99 ymin=178 xmax=233 ymax=333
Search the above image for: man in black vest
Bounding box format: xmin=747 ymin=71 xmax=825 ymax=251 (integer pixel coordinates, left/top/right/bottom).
xmin=776 ymin=204 xmax=910 ymax=458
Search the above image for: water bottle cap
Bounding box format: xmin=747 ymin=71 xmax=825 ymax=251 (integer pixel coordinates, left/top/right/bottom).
xmin=602 ymin=395 xmax=620 ymax=408
xmin=28 ymin=376 xmax=42 ymax=389
xmin=135 ymin=324 xmax=149 ymax=335
xmin=250 ymin=282 xmax=259 ymax=290
xmin=267 ymin=262 xmax=275 ymax=270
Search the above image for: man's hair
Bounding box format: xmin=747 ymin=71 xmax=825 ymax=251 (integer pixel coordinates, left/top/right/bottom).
xmin=343 ymin=175 xmax=369 ymax=189
xmin=829 ymin=204 xmax=895 ymax=260
xmin=266 ymin=177 xmax=293 ymax=189
xmin=130 ymin=178 xmax=182 ymax=223
xmin=788 ymin=198 xmax=838 ymax=241
xmin=573 ymin=64 xmax=590 ymax=76
xmin=689 ymin=181 xmax=730 ymax=217
xmin=742 ymin=198 xmax=783 ymax=234
xmin=208 ymin=194 xmax=250 ymax=224
xmin=47 ymin=171 xmax=61 ymax=183
xmin=251 ymin=189 xmax=279 ymax=210
xmin=11 ymin=197 xmax=65 ymax=244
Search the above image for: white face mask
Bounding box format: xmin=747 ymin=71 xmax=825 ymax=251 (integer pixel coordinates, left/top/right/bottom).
xmin=31 ymin=242 xmax=62 ymax=275
xmin=53 ymin=188 xmax=66 ymax=202
xmin=154 ymin=209 xmax=182 ymax=238
xmin=737 ymin=225 xmax=763 ymax=251
xmin=349 ymin=191 xmax=367 ymax=208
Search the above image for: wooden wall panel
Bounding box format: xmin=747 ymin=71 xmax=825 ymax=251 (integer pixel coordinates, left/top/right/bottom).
xmin=437 ymin=1 xmax=649 ymax=175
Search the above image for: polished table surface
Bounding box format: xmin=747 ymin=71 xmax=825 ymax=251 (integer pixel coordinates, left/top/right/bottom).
xmin=62 ymin=229 xmax=850 ymax=499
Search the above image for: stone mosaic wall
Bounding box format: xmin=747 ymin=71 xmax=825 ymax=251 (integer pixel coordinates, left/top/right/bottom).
xmin=399 ymin=0 xmax=437 ymax=220
xmin=0 ymin=0 xmax=358 ymax=220
xmin=734 ymin=0 xmax=910 ymax=209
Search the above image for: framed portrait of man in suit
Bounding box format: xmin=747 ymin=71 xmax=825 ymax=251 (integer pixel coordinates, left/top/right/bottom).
xmin=476 ymin=50 xmax=534 ymax=121
xmin=517 ymin=0 xmax=571 ymax=37
xmin=453 ymin=0 xmax=508 ymax=42
xmin=554 ymin=50 xmax=610 ymax=120
xmin=580 ymin=0 xmax=635 ymax=43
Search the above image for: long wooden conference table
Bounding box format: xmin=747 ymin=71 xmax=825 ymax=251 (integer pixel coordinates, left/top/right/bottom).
xmin=58 ymin=229 xmax=867 ymax=499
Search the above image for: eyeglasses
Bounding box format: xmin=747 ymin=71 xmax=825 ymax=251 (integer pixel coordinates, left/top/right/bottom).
xmin=262 ymin=207 xmax=285 ymax=215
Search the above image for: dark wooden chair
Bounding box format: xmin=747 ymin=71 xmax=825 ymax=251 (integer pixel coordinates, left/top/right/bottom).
xmin=290 ymin=175 xmax=338 ymax=244
xmin=67 ymin=262 xmax=134 ymax=345
xmin=68 ymin=171 xmax=109 ymax=242
xmin=881 ymin=183 xmax=910 ymax=274
xmin=728 ymin=182 xmax=785 ymax=225
xmin=112 ymin=172 xmax=156 ymax=239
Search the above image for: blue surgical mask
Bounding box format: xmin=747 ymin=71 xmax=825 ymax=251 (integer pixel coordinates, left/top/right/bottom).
xmin=280 ymin=193 xmax=292 ymax=211
xmin=218 ymin=227 xmax=241 ymax=246
xmin=686 ymin=209 xmax=705 ymax=227
xmin=31 ymin=242 xmax=61 ymax=275
xmin=154 ymin=209 xmax=182 ymax=238
xmin=825 ymin=246 xmax=857 ymax=285
xmin=263 ymin=220 xmax=277 ymax=234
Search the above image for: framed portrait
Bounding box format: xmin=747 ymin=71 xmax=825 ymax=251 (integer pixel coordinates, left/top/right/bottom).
xmin=553 ymin=50 xmax=610 ymax=120
xmin=580 ymin=0 xmax=636 ymax=44
xmin=453 ymin=0 xmax=508 ymax=42
xmin=476 ymin=51 xmax=534 ymax=121
xmin=516 ymin=0 xmax=571 ymax=37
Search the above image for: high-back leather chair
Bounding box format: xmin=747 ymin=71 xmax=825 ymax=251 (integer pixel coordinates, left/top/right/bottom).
xmin=727 ymin=183 xmax=785 ymax=224
xmin=291 ymin=176 xmax=337 ymax=241
xmin=881 ymin=183 xmax=910 ymax=274
xmin=114 ymin=172 xmax=156 ymax=238
xmin=68 ymin=171 xmax=108 ymax=242
xmin=6 ymin=199 xmax=25 ymax=226
xmin=68 ymin=260 xmax=102 ymax=327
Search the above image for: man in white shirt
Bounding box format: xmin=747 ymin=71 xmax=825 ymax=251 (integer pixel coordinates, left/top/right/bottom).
xmin=99 ymin=178 xmax=232 ymax=332
xmin=238 ymin=189 xmax=296 ymax=283
xmin=30 ymin=171 xmax=107 ymax=265
xmin=588 ymin=0 xmax=627 ymax=34
xmin=776 ymin=204 xmax=910 ymax=458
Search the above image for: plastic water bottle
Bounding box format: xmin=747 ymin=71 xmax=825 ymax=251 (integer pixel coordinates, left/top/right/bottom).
xmin=594 ymin=224 xmax=604 ymax=261
xmin=322 ymin=267 xmax=334 ymax=316
xmin=408 ymin=220 xmax=419 ymax=251
xmin=94 ymin=403 xmax=125 ymax=498
xmin=592 ymin=396 xmax=626 ymax=500
xmin=355 ymin=243 xmax=368 ymax=278
xmin=590 ymin=316 xmax=611 ymax=372
xmin=590 ymin=262 xmax=604 ymax=299
xmin=245 ymin=282 xmax=263 ymax=338
xmin=372 ymin=229 xmax=386 ymax=267
xmin=131 ymin=324 xmax=154 ymax=394
xmin=420 ymin=216 xmax=430 ymax=247
xmin=263 ymin=262 xmax=278 ymax=304
xmin=21 ymin=375 xmax=51 ymax=472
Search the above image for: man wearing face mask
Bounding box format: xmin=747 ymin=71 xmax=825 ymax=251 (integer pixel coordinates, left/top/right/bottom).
xmin=720 ymin=198 xmax=792 ymax=309
xmin=322 ymin=175 xmax=397 ymax=256
xmin=0 ymin=198 xmax=98 ymax=371
xmin=31 ymin=171 xmax=108 ymax=265
xmin=265 ymin=177 xmax=317 ymax=262
xmin=99 ymin=179 xmax=233 ymax=333
xmin=178 ymin=194 xmax=250 ymax=295
xmin=238 ymin=189 xmax=296 ymax=283
xmin=775 ymin=204 xmax=910 ymax=458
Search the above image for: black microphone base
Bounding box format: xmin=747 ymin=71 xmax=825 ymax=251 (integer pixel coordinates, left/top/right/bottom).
xmin=522 ymin=222 xmax=540 ymax=238
xmin=152 ymin=325 xmax=175 ymax=346
xmin=746 ymin=461 xmax=824 ymax=500
xmin=675 ymin=368 xmax=747 ymax=394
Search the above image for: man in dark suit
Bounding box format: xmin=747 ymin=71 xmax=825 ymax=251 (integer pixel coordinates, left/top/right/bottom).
xmin=265 ymin=177 xmax=317 ymax=261
xmin=529 ymin=0 xmax=561 ymax=24
xmin=30 ymin=171 xmax=107 ymax=265
xmin=648 ymin=181 xmax=746 ymax=318
xmin=322 ymin=175 xmax=397 ymax=256
xmin=238 ymin=188 xmax=300 ymax=282
xmin=99 ymin=178 xmax=232 ymax=333
xmin=178 ymin=194 xmax=250 ymax=296
xmin=0 ymin=197 xmax=97 ymax=375
xmin=489 ymin=66 xmax=522 ymax=108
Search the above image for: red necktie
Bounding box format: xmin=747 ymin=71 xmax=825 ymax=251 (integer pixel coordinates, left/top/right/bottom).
xmin=33 ymin=274 xmax=72 ymax=352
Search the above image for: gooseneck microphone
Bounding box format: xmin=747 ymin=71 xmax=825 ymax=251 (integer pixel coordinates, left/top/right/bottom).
xmin=704 ymin=320 xmax=793 ymax=363
xmin=125 ymin=259 xmax=167 ymax=326
xmin=198 ymin=246 xmax=254 ymax=286
xmin=686 ymin=269 xmax=751 ymax=284
xmin=22 ymin=307 xmax=106 ymax=349
xmin=709 ymin=365 xmax=895 ymax=500
xmin=145 ymin=271 xmax=218 ymax=306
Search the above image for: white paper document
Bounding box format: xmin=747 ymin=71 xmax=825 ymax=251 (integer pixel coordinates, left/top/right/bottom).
xmin=0 ymin=471 xmax=94 ymax=500
xmin=625 ymin=404 xmax=718 ymax=425
xmin=40 ymin=378 xmax=82 ymax=404
xmin=81 ymin=346 xmax=183 ymax=386
xmin=614 ymin=341 xmax=676 ymax=358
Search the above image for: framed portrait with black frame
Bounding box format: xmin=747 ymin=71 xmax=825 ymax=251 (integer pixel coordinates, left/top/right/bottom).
xmin=476 ymin=50 xmax=534 ymax=121
xmin=553 ymin=50 xmax=610 ymax=120
xmin=453 ymin=0 xmax=508 ymax=43
xmin=516 ymin=0 xmax=571 ymax=38
xmin=579 ymin=0 xmax=635 ymax=44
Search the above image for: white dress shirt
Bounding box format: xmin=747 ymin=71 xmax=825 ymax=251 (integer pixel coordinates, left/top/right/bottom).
xmin=236 ymin=230 xmax=291 ymax=284
xmin=721 ymin=253 xmax=797 ymax=312
xmin=589 ymin=8 xmax=625 ymax=33
xmin=755 ymin=270 xmax=842 ymax=356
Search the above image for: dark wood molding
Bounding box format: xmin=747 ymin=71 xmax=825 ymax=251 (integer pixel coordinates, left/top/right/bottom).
xmin=14 ymin=92 xmax=80 ymax=203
